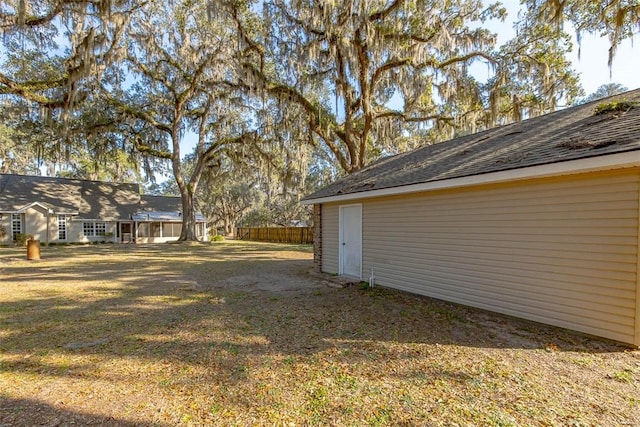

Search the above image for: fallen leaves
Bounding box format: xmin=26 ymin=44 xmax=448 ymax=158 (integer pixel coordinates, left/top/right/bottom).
xmin=0 ymin=242 xmax=638 ymax=426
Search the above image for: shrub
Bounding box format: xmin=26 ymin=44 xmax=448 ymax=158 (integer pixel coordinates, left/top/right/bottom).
xmin=15 ymin=233 xmax=34 ymax=246
xmin=210 ymin=234 xmax=225 ymax=242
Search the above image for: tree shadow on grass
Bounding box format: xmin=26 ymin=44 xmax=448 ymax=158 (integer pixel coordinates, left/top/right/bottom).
xmin=0 ymin=244 xmax=635 ymax=425
xmin=0 ymin=396 xmax=167 ymax=426
xmin=0 ymin=244 xmax=631 ymax=367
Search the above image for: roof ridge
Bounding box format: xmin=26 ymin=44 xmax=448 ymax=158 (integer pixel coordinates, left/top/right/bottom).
xmin=0 ymin=172 xmax=140 ymax=186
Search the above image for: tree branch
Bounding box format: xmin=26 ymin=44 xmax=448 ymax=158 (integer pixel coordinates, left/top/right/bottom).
xmin=112 ymin=99 xmax=173 ymax=135
xmin=0 ymin=72 xmax=77 ymax=108
xmin=369 ymin=0 xmax=405 ymax=21
xmin=132 ymin=137 xmax=172 ymax=159
xmin=375 ymin=110 xmax=454 ymax=124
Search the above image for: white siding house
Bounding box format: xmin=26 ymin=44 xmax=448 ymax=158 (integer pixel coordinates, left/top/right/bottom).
xmin=0 ymin=175 xmax=207 ymax=244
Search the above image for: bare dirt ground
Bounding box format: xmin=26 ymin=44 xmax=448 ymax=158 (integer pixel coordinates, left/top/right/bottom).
xmin=0 ymin=241 xmax=639 ymax=426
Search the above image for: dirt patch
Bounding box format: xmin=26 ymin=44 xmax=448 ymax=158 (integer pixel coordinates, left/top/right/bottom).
xmin=0 ymin=242 xmax=638 ymax=426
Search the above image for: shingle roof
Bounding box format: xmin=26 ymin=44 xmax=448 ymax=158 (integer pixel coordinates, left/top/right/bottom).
xmin=0 ymin=174 xmax=82 ymax=213
xmin=78 ymin=180 xmax=141 ymax=220
xmin=0 ymin=175 xmax=204 ymax=222
xmin=140 ymin=195 xmax=182 ymax=212
xmin=304 ymin=89 xmax=640 ymax=201
xmin=0 ymin=174 xmax=141 ymax=220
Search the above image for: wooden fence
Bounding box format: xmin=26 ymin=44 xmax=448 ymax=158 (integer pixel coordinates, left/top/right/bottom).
xmin=236 ymin=227 xmax=313 ymax=244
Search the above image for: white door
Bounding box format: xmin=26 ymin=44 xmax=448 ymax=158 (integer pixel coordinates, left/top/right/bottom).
xmin=339 ymin=204 xmax=362 ymax=278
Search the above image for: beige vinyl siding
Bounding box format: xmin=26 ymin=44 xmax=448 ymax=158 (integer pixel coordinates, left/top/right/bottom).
xmin=322 ymin=204 xmax=339 ymax=274
xmin=636 ymin=178 xmax=640 ymax=348
xmin=360 ymin=169 xmax=640 ymax=345
xmin=24 ymin=206 xmax=48 ymax=241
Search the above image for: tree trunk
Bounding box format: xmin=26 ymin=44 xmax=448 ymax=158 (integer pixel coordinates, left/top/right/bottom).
xmin=171 ymin=122 xmax=202 ymax=242
xmin=179 ymin=189 xmax=199 ymax=241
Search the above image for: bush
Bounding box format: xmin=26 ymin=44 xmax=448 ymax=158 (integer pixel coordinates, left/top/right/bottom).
xmin=14 ymin=233 xmax=34 ymax=246
xmin=210 ymin=234 xmax=225 ymax=242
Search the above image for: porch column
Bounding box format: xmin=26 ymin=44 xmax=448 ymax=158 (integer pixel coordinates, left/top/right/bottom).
xmin=45 ymin=210 xmax=50 ymax=246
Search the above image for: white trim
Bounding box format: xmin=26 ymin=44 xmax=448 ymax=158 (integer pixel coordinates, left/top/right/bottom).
xmin=302 ymin=151 xmax=640 ymax=204
xmin=8 ymin=202 xmax=78 ymax=215
xmin=338 ymin=204 xmax=363 ymax=279
xmin=15 ymin=202 xmax=52 ymax=213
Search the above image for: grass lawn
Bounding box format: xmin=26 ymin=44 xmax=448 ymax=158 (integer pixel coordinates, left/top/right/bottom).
xmin=0 ymin=241 xmax=638 ymax=426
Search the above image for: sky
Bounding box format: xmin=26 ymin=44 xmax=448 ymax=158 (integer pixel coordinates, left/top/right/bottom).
xmin=493 ymin=0 xmax=639 ymax=95
xmin=566 ymin=34 xmax=639 ymax=94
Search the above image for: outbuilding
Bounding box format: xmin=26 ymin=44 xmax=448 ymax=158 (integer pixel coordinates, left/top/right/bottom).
xmin=303 ymin=89 xmax=640 ymax=346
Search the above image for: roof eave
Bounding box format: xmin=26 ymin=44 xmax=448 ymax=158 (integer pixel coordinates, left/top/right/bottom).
xmin=301 ymin=151 xmax=640 ymax=205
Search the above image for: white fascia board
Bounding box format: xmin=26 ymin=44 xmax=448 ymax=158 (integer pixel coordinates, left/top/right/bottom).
xmin=301 ymin=151 xmax=640 ymax=205
xmin=16 ymin=202 xmax=53 ymax=213
xmin=13 ymin=202 xmax=79 ymax=215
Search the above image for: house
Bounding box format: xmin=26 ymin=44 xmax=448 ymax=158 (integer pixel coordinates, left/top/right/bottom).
xmin=302 ymin=89 xmax=640 ymax=346
xmin=0 ymin=174 xmax=207 ymax=244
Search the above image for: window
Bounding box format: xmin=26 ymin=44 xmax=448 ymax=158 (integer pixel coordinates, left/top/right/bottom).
xmin=83 ymin=222 xmax=107 ymax=237
xmin=163 ymin=223 xmax=182 ymax=238
xmin=137 ymin=223 xmax=149 ymax=237
xmin=83 ymin=222 xmax=94 ymax=236
xmin=95 ymin=222 xmax=106 ymax=236
xmin=11 ymin=214 xmax=22 ymax=240
xmin=57 ymin=215 xmax=67 ymax=240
